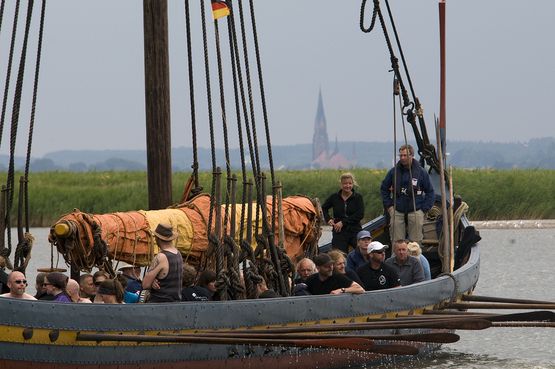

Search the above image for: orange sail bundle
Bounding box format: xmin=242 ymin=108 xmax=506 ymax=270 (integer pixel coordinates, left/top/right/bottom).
xmin=49 ymin=194 xmax=321 ymax=271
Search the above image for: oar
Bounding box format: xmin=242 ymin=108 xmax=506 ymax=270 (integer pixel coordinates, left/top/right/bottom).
xmin=462 ymin=295 xmax=555 ymax=305
xmin=484 ymin=311 xmax=555 ymax=322
xmin=209 ymin=319 xmax=491 ymax=334
xmin=406 ymin=311 xmax=555 ymax=322
xmin=444 ymin=302 xmax=555 ymax=310
xmin=180 ymin=331 xmax=460 ymax=343
xmin=76 ymin=332 xmax=419 ymax=355
xmin=492 ymin=322 xmax=555 ymax=328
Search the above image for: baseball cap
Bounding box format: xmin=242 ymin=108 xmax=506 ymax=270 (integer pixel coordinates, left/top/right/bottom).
xmin=367 ymin=241 xmax=389 ymax=253
xmin=357 ymin=230 xmax=372 ymax=240
xmin=313 ymin=253 xmax=334 ymax=267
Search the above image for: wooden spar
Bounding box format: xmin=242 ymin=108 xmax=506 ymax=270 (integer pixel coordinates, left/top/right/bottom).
xmin=143 ymin=0 xmax=173 ymax=210
xmin=439 ymin=0 xmax=446 ymax=156
xmin=435 ymin=118 xmax=450 ymax=273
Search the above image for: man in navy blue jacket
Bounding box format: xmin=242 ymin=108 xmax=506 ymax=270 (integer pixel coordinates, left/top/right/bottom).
xmin=380 ymin=144 xmax=435 ymax=245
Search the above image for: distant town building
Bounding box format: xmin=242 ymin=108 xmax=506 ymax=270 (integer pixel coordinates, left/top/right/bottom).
xmin=311 ymin=90 xmax=352 ymax=169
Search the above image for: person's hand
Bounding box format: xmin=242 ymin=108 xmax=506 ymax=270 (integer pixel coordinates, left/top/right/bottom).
xmin=330 ymin=288 xmax=342 ymax=295
xmin=333 ymin=221 xmax=343 ymax=232
xmin=328 ymin=219 xmax=335 ymax=226
xmin=152 ymin=279 xmax=160 ymax=290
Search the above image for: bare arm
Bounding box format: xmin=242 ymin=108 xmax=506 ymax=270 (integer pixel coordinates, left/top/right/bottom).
xmin=331 ymin=281 xmax=365 ymax=295
xmin=142 ymin=253 xmax=168 ymax=289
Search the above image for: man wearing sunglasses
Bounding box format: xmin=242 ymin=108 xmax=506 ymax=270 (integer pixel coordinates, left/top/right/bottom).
xmin=356 ymin=241 xmax=400 ymax=291
xmin=0 ymin=271 xmax=37 ymax=300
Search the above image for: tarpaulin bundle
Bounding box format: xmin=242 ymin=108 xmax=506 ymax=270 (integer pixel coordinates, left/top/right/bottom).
xmin=49 ymin=194 xmax=321 ymax=271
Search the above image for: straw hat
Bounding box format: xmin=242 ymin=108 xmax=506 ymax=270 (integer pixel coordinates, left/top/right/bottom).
xmin=407 ymin=242 xmax=422 ymax=256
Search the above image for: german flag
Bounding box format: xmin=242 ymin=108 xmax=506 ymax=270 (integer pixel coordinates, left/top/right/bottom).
xmin=212 ymin=1 xmax=230 ymax=20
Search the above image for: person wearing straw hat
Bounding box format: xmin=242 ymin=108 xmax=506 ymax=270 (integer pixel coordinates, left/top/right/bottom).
xmin=407 ymin=241 xmax=431 ymax=280
xmin=117 ymin=261 xmax=142 ymax=294
xmin=142 ymin=223 xmax=183 ymax=302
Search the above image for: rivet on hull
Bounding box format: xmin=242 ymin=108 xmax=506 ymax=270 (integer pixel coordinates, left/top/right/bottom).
xmin=22 ymin=328 xmax=33 ymax=340
xmin=49 ymin=330 xmax=60 ymax=342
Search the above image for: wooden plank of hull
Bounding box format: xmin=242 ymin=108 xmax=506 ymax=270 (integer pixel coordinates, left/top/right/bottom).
xmin=0 ymin=231 xmax=479 ymax=367
xmin=0 ymin=340 xmax=437 ymax=369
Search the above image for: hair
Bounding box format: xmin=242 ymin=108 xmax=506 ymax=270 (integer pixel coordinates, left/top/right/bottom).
xmin=115 ymin=274 xmax=128 ymax=289
xmin=36 ymin=272 xmax=47 ymax=286
xmin=66 ymin=279 xmax=80 ymax=301
xmin=327 ymin=250 xmax=346 ymax=264
xmin=79 ymin=273 xmax=93 ymax=285
xmin=399 ymin=144 xmax=415 ymax=156
xmin=182 ymin=264 xmax=197 ymax=287
xmin=339 ymin=172 xmax=358 ymax=187
xmin=296 ymin=258 xmax=316 ymax=272
xmin=98 ymin=279 xmax=124 ymax=303
xmin=393 ymin=239 xmax=409 ymax=249
xmin=47 ymin=272 xmax=68 ymax=290
xmin=93 ymin=270 xmax=110 ymax=282
xmin=197 ymin=270 xmax=216 ymax=288
xmin=407 ymin=242 xmax=422 ymax=256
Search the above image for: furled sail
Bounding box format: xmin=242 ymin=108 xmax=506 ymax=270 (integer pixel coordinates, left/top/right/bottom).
xmin=49 ymin=194 xmax=321 ymax=271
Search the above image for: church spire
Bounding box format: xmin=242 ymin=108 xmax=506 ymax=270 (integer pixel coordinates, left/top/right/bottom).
xmin=312 ymin=88 xmax=329 ymax=161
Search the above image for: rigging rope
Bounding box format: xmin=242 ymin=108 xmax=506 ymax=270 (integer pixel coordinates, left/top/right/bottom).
xmin=183 ymin=0 xmax=200 ymax=191
xmin=360 ymin=0 xmax=440 ymax=173
xmin=6 ymin=0 xmax=35 ymax=268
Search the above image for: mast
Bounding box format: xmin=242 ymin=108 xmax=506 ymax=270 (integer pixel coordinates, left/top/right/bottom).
xmin=438 ymin=0 xmax=451 ymax=273
xmin=439 ymin=0 xmax=446 ymax=158
xmin=143 ymin=0 xmax=173 ymax=210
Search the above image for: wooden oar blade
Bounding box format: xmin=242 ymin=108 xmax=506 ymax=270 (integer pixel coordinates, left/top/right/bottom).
xmin=370 ymin=344 xmax=419 ymax=356
xmin=385 ymin=332 xmax=460 ymax=343
xmin=299 ymin=338 xmax=374 ymax=351
xmin=485 ymin=311 xmax=555 ymax=323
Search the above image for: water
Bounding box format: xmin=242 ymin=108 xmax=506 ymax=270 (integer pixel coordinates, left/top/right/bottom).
xmin=15 ymin=227 xmax=555 ymax=368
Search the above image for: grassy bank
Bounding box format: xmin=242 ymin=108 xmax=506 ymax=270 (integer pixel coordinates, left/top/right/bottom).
xmin=1 ymin=169 xmax=553 ymax=227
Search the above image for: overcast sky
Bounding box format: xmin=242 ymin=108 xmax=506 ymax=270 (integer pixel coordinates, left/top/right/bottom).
xmin=0 ymin=0 xmax=553 ymax=158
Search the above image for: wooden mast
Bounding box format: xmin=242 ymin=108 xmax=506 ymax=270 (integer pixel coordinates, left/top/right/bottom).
xmin=143 ymin=0 xmax=172 ymax=210
xmin=439 ymin=0 xmax=446 ymax=157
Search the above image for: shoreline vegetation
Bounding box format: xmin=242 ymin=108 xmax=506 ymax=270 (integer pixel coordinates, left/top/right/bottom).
xmin=2 ymin=168 xmax=553 ymax=227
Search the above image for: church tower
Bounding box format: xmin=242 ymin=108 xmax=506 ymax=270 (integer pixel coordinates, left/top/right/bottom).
xmin=312 ymin=89 xmax=329 ymax=161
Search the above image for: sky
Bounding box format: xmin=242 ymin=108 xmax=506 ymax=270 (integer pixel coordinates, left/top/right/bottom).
xmin=0 ymin=0 xmax=554 ymax=158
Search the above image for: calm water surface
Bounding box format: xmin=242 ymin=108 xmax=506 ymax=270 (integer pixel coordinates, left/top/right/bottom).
xmin=20 ymin=227 xmax=555 ymax=369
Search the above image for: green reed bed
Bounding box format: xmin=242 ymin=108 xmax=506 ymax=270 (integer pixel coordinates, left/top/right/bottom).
xmin=1 ymin=169 xmax=554 ymax=227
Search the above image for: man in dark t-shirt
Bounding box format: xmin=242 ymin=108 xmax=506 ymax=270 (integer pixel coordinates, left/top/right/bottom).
xmin=305 ymin=254 xmax=364 ymax=295
xmin=356 ymin=241 xmax=400 ymax=291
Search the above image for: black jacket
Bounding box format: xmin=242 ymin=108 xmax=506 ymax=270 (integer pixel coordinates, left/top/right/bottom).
xmin=322 ymin=189 xmax=364 ymax=233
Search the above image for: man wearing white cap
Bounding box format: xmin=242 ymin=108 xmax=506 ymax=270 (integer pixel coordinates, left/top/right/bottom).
xmin=385 ymin=239 xmax=425 ymax=286
xmin=356 ymin=241 xmax=400 ymax=291
xmin=346 ymin=230 xmax=372 ymax=273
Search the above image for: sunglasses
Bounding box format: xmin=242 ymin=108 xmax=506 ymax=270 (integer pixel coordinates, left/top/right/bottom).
xmin=14 ymin=279 xmax=27 ymax=285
